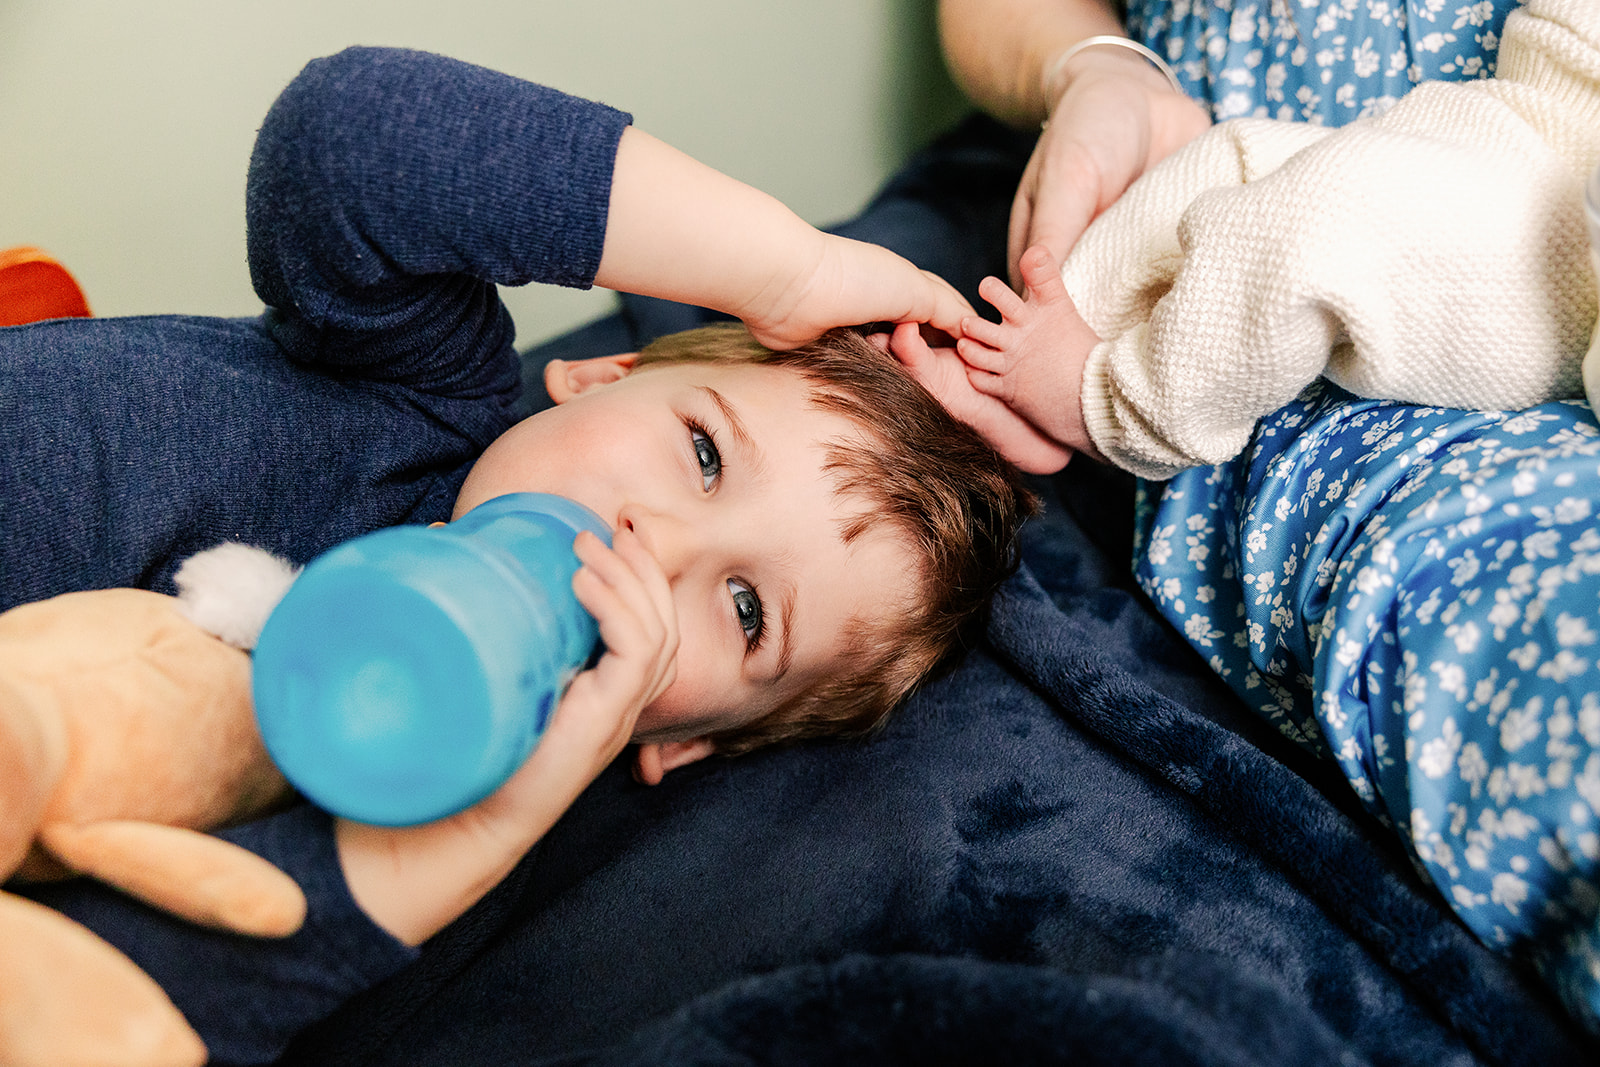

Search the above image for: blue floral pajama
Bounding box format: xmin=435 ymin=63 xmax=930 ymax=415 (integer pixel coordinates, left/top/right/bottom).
xmin=1128 ymin=0 xmax=1518 ymax=125
xmin=1119 ymin=0 xmax=1600 ymax=1034
xmin=1134 ymin=385 xmax=1600 ymax=1029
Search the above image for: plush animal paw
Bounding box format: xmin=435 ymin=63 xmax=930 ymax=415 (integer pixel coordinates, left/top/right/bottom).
xmin=0 ymin=677 xmax=64 ymax=877
xmin=0 ymin=584 xmax=304 ymax=1062
xmin=0 ymin=560 xmax=310 ymax=1065
xmin=41 ymin=820 xmax=306 ymax=937
xmin=0 ymin=892 xmax=206 ymax=1067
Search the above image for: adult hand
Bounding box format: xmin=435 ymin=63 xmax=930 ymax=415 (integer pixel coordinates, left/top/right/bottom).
xmin=1009 ymin=48 xmax=1209 ymax=288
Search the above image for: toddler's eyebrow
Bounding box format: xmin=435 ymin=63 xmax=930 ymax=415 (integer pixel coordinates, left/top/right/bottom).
xmin=773 ymin=581 xmax=796 ymax=681
xmin=698 ymin=386 xmax=767 ymax=480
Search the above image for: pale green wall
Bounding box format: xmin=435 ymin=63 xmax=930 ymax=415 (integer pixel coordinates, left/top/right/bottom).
xmin=0 ymin=0 xmax=964 ymax=346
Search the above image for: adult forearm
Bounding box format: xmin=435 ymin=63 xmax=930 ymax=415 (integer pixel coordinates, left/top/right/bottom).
xmin=937 ymin=0 xmax=1126 ymax=126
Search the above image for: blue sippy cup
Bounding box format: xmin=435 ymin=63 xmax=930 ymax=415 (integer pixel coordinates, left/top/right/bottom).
xmin=252 ymin=492 xmax=609 ymax=826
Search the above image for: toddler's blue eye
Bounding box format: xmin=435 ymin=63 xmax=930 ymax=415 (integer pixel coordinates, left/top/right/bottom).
xmin=691 ymin=426 xmax=721 ymax=490
xmin=728 ymin=579 xmax=763 ymax=644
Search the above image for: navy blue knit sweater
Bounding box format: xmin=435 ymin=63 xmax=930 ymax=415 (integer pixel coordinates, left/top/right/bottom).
xmin=1 ymin=45 xmax=628 ymax=611
xmin=9 ymin=46 xmax=630 ymax=1064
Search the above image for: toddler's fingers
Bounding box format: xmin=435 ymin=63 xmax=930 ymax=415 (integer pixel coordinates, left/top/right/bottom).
xmin=572 ymin=531 xmax=674 ymax=661
xmin=919 ymin=269 xmax=977 ymax=338
xmin=571 ymin=530 xmax=641 ymax=602
xmin=607 ymin=528 xmax=678 ymax=655
xmin=570 ymin=567 xmax=652 ymax=663
xmin=565 ymin=572 xmax=675 ymax=720
xmin=536 ymin=666 xmax=651 ymax=780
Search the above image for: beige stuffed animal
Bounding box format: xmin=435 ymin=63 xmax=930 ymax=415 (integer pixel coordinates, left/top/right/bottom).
xmin=0 ymin=547 xmax=306 ymax=1067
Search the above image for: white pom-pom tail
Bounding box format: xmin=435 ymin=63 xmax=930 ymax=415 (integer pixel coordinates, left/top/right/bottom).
xmin=174 ymin=543 xmax=301 ymax=650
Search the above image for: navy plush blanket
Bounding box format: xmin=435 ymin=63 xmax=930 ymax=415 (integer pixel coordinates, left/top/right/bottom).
xmin=277 ymin=463 xmax=1589 ymax=1066
xmin=278 ymin=114 xmax=1590 ymax=1066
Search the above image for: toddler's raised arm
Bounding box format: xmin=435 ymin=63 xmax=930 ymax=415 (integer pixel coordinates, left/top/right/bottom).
xmin=248 ymin=45 xmax=970 ymax=400
xmin=246 ymin=46 xmax=636 ymax=404
xmin=595 ymin=126 xmax=972 ymax=349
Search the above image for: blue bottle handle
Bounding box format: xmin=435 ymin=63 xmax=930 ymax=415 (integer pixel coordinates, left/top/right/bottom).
xmin=252 ymin=493 xmax=609 ymax=826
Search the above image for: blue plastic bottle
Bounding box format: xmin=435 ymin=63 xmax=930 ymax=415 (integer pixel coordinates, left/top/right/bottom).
xmin=252 ymin=492 xmax=609 ymax=826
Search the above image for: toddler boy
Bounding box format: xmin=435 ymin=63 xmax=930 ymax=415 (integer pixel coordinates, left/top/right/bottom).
xmin=5 ymin=45 xmax=1029 ymax=1065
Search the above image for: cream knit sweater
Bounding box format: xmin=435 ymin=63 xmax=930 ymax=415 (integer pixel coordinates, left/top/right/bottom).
xmin=1063 ymin=0 xmax=1600 ymax=480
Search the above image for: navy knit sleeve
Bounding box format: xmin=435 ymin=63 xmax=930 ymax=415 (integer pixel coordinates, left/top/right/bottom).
xmin=21 ymin=805 xmax=419 ymax=1066
xmin=246 ymin=46 xmax=631 ymax=396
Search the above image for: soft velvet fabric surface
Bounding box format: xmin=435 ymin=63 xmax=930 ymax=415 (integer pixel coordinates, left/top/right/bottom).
xmin=275 ymin=115 xmax=1591 ymax=1065
xmin=252 ymin=112 xmax=1561 ymax=1062
xmin=278 ymin=458 xmax=1588 ymax=1066
xmin=13 ymin=59 xmax=1588 ymax=1062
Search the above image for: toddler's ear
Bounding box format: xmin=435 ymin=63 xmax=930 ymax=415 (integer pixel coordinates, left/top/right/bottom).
xmin=543 ymin=352 xmax=638 ymax=403
xmin=631 ymin=738 xmax=716 ymax=786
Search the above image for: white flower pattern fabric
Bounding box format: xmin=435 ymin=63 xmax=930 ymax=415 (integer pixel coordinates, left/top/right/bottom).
xmin=1128 ymin=0 xmax=1517 ymax=124
xmin=1122 ymin=0 xmax=1600 ymax=1034
xmin=1134 ymin=384 xmax=1600 ymax=1029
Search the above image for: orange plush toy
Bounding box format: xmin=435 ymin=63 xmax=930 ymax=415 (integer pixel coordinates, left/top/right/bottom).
xmin=1 ymin=251 xmax=305 ymax=1066
xmin=0 ymin=547 xmax=307 ymax=1067
xmin=0 ymin=246 xmax=93 ymax=328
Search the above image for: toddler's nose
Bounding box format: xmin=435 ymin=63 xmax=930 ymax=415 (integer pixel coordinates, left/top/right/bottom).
xmin=615 ymin=503 xmax=692 ymax=578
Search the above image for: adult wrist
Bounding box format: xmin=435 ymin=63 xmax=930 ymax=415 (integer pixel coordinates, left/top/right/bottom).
xmin=1040 ymin=35 xmax=1183 ymax=122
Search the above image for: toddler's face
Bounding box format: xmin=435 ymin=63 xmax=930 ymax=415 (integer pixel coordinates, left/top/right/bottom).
xmin=455 ymin=357 xmax=915 ymax=758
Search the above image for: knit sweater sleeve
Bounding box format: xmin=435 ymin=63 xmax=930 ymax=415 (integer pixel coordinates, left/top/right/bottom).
xmin=245 ymin=46 xmax=631 ymax=398
xmin=20 ymin=805 xmax=419 ymax=1066
xmin=1065 ymin=0 xmax=1600 ymax=480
